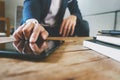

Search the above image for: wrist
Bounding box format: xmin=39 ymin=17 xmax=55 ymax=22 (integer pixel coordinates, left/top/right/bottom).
xmin=71 ymin=15 xmax=77 ymax=21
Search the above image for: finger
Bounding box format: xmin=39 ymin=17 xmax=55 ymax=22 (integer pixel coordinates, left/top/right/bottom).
xmin=30 ymin=42 xmax=48 ymax=54
xmin=29 ymin=24 xmax=43 ymax=43
xmin=13 ymin=24 xmax=25 ymax=41
xmin=23 ymin=41 xmax=33 ymax=54
xmin=29 ymin=43 xmax=43 ymax=54
xmin=13 ymin=41 xmax=20 ymax=52
xmin=13 ymin=31 xmax=22 ymax=41
xmin=22 ymin=22 xmax=34 ymax=40
xmin=59 ymin=20 xmax=65 ymax=35
xmin=71 ymin=23 xmax=76 ymax=36
xmin=66 ymin=23 xmax=72 ymax=36
xmin=30 ymin=43 xmax=38 ymax=51
xmin=63 ymin=21 xmax=69 ymax=37
xmin=13 ymin=41 xmax=24 ymax=53
xmin=41 ymin=30 xmax=49 ymax=40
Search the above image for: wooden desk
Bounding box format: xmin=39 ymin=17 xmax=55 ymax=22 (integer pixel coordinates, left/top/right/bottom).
xmin=0 ymin=37 xmax=120 ymax=80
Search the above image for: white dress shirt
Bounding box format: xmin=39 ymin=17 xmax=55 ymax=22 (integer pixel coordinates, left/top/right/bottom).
xmin=43 ymin=0 xmax=61 ymax=27
xmin=26 ymin=0 xmax=61 ymax=27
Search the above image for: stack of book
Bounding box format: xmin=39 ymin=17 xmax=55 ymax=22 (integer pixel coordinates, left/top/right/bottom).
xmin=83 ymin=30 xmax=120 ymax=62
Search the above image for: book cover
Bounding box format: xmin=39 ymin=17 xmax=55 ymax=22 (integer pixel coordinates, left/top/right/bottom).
xmin=83 ymin=39 xmax=120 ymax=62
xmin=98 ymin=30 xmax=120 ymax=35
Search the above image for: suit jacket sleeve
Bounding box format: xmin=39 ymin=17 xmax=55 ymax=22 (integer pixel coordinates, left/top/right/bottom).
xmin=68 ymin=0 xmax=83 ymax=22
xmin=22 ymin=0 xmax=41 ymax=23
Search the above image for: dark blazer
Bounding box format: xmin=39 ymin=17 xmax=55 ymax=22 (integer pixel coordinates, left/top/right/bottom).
xmin=22 ymin=0 xmax=83 ymax=26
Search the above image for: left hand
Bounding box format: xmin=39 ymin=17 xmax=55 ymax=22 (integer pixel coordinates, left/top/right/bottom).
xmin=59 ymin=15 xmax=77 ymax=36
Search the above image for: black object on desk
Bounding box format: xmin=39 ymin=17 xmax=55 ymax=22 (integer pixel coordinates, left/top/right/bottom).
xmin=0 ymin=40 xmax=64 ymax=61
xmin=98 ymin=30 xmax=120 ymax=35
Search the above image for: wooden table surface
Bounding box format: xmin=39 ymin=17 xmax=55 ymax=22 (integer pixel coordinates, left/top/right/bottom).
xmin=0 ymin=37 xmax=120 ymax=80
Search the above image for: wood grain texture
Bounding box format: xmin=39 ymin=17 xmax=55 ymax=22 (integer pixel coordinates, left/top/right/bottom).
xmin=0 ymin=37 xmax=120 ymax=80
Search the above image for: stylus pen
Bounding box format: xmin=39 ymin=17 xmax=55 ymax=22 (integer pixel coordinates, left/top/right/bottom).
xmin=98 ymin=30 xmax=120 ymax=35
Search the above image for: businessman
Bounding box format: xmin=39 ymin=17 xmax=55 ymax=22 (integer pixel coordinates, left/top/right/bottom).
xmin=13 ymin=0 xmax=89 ymax=42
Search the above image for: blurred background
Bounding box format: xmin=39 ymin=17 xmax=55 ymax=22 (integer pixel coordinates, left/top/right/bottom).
xmin=1 ymin=0 xmax=120 ymax=36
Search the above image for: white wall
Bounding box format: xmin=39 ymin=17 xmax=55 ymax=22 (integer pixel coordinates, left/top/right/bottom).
xmin=4 ymin=0 xmax=24 ymax=26
xmin=116 ymin=12 xmax=120 ymax=30
xmin=78 ymin=0 xmax=120 ymax=36
xmin=78 ymin=0 xmax=120 ymax=16
xmin=84 ymin=13 xmax=115 ymax=36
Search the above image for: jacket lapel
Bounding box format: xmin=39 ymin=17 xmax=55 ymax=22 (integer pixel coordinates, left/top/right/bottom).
xmin=55 ymin=0 xmax=68 ymax=24
xmin=42 ymin=0 xmax=51 ymax=19
xmin=46 ymin=0 xmax=51 ymax=13
xmin=42 ymin=0 xmax=68 ymax=24
xmin=58 ymin=0 xmax=67 ymax=15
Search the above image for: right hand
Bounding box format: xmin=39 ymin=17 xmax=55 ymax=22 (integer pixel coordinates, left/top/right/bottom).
xmin=13 ymin=22 xmax=49 ymax=43
xmin=13 ymin=40 xmax=48 ymax=54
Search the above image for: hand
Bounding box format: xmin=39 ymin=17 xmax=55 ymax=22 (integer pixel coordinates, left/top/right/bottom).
xmin=13 ymin=40 xmax=48 ymax=55
xmin=59 ymin=15 xmax=77 ymax=37
xmin=29 ymin=41 xmax=48 ymax=55
xmin=13 ymin=22 xmax=49 ymax=43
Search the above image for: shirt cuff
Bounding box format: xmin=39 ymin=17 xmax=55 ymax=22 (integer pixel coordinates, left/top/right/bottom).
xmin=26 ymin=19 xmax=39 ymax=24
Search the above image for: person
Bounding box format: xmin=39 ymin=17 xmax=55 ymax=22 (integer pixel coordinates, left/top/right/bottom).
xmin=13 ymin=0 xmax=89 ymax=43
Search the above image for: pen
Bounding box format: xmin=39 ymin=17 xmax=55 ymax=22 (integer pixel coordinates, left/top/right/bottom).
xmin=98 ymin=30 xmax=120 ymax=35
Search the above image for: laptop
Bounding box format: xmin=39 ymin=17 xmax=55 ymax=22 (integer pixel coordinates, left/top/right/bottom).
xmin=0 ymin=40 xmax=64 ymax=61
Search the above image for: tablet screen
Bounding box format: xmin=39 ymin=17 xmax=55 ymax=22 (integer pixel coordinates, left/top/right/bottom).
xmin=0 ymin=40 xmax=64 ymax=61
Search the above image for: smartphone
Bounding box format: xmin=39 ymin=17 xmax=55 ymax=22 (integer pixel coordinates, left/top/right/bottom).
xmin=0 ymin=40 xmax=64 ymax=61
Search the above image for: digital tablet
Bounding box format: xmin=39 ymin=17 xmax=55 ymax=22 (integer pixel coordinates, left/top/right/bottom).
xmin=0 ymin=40 xmax=64 ymax=61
